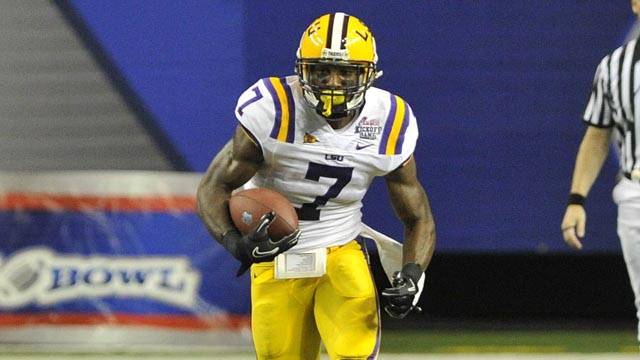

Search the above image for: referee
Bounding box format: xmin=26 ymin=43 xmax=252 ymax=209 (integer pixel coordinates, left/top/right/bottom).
xmin=561 ymin=1 xmax=640 ymax=344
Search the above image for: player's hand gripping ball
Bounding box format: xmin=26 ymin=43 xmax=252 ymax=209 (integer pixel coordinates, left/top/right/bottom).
xmin=227 ymin=188 xmax=301 ymax=275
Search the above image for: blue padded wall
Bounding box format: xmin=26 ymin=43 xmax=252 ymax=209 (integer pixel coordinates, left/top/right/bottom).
xmin=70 ymin=1 xmax=246 ymax=169
xmin=69 ymin=1 xmax=633 ymax=253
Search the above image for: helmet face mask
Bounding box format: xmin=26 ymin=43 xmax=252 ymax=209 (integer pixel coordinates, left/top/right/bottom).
xmin=295 ymin=13 xmax=379 ymax=120
xmin=296 ymin=59 xmax=376 ymax=119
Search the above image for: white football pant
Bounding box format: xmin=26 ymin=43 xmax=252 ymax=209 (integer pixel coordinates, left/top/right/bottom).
xmin=613 ymin=177 xmax=640 ymax=343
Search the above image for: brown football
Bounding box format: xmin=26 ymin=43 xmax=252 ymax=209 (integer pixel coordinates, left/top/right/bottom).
xmin=229 ymin=187 xmax=299 ymax=240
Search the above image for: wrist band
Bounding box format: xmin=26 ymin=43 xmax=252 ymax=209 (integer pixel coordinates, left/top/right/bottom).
xmin=568 ymin=193 xmax=585 ymax=206
xmin=221 ymin=229 xmax=243 ymax=260
xmin=401 ymin=262 xmax=423 ymax=285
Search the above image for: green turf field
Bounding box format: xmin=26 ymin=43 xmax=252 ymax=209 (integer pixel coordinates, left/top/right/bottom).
xmin=0 ymin=329 xmax=637 ymax=359
xmin=381 ymin=329 xmax=638 ymax=353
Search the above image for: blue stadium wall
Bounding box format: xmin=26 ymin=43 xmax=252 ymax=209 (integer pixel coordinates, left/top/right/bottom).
xmin=61 ymin=1 xmax=638 ymax=322
xmin=68 ymin=1 xmax=632 ymax=254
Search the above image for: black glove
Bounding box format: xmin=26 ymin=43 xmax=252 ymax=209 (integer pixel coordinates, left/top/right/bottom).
xmin=381 ymin=262 xmax=423 ymax=319
xmin=221 ymin=212 xmax=301 ymax=276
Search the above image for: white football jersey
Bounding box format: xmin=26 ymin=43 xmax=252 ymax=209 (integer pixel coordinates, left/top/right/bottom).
xmin=235 ymin=75 xmax=418 ymax=251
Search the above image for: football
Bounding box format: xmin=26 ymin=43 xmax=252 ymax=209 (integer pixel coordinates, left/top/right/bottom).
xmin=229 ymin=187 xmax=299 ymax=240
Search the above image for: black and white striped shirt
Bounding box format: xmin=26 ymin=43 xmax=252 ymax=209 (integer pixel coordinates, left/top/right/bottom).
xmin=584 ymin=39 xmax=640 ymax=178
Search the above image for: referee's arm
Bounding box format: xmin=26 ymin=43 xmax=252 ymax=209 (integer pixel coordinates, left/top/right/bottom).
xmin=561 ymin=126 xmax=612 ymax=249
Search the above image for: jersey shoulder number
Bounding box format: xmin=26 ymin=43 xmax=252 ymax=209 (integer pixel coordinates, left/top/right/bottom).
xmin=235 ymin=77 xmax=297 ymax=146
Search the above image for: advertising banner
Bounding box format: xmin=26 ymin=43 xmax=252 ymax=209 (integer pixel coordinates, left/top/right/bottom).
xmin=0 ymin=172 xmax=251 ymax=346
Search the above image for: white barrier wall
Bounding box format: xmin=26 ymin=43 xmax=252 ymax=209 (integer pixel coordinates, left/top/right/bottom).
xmin=0 ymin=172 xmax=251 ymax=346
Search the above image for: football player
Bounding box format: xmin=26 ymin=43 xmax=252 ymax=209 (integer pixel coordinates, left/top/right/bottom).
xmin=197 ymin=12 xmax=436 ymax=359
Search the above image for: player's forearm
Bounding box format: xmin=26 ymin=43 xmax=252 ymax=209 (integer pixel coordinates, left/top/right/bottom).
xmin=197 ymin=185 xmax=235 ymax=242
xmin=197 ymin=173 xmax=236 ymax=243
xmin=385 ymin=157 xmax=436 ymax=272
xmin=198 ymin=127 xmax=264 ymax=244
xmin=570 ymin=127 xmax=611 ymax=197
xmin=197 ymin=142 xmax=243 ymax=242
xmin=403 ymin=218 xmax=436 ymax=272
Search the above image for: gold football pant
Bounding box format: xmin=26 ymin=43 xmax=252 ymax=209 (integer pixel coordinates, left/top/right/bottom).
xmin=250 ymin=240 xmax=380 ymax=360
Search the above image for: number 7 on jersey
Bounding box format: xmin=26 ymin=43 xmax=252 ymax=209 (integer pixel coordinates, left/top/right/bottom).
xmin=296 ymin=162 xmax=354 ymax=221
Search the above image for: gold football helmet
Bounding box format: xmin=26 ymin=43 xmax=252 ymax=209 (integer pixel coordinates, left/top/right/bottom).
xmin=295 ymin=12 xmax=380 ymax=119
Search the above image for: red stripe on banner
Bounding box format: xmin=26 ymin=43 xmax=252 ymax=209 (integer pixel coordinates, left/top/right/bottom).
xmin=0 ymin=313 xmax=250 ymax=330
xmin=0 ymin=192 xmax=196 ymax=212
